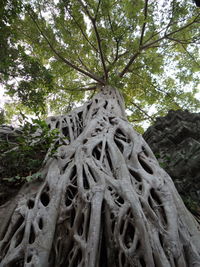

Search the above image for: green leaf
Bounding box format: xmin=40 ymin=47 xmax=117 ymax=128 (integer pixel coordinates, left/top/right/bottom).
xmin=0 ymin=0 xmax=199 ymax=122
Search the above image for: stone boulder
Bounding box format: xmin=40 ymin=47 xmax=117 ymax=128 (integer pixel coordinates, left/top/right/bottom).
xmin=143 ymin=109 xmax=200 ymax=219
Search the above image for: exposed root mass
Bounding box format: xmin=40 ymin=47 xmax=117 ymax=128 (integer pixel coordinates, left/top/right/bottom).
xmin=0 ymin=86 xmax=200 ymax=267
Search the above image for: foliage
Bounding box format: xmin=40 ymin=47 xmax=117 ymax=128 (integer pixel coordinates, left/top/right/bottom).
xmin=0 ymin=117 xmax=60 ymax=186
xmin=0 ymin=109 xmax=6 ymax=125
xmin=182 ymin=195 xmax=199 ymax=216
xmin=0 ymin=0 xmax=54 ymax=115
xmin=0 ymin=0 xmax=200 ymax=129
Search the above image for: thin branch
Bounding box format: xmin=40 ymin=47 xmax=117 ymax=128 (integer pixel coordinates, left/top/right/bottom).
xmin=94 ymin=0 xmax=101 ymax=21
xmin=128 ymin=70 xmax=181 ymax=110
xmin=127 ymin=116 xmax=152 ymax=123
xmin=114 ymin=40 xmax=119 ymax=62
xmin=60 ymin=85 xmax=98 ymax=91
xmin=78 ymin=0 xmax=108 ymax=81
xmin=153 ymin=87 xmax=180 ymax=109
xmin=142 ymin=27 xmax=167 ymax=46
xmin=107 ymin=12 xmax=114 ymax=35
xmin=106 ymin=50 xmax=130 ymax=74
xmin=119 ymin=15 xmax=199 ymax=78
xmin=107 ymin=12 xmax=121 ymax=64
xmin=77 ymin=56 xmax=92 ymax=72
xmin=27 ymin=8 xmax=105 ymax=85
xmin=107 ymin=12 xmax=118 ymax=62
xmin=129 ymin=102 xmax=155 ymax=122
xmin=64 ymin=3 xmax=99 ymax=53
xmin=144 ymin=1 xmax=191 ymax=43
xmin=181 ymin=45 xmax=200 ymax=68
xmin=166 ymin=36 xmax=196 ymax=44
xmin=142 ymin=15 xmax=200 ymax=50
xmin=139 ymin=0 xmax=149 ymax=47
xmin=164 ymin=0 xmax=176 ymax=34
xmin=119 ymin=52 xmax=141 ymax=77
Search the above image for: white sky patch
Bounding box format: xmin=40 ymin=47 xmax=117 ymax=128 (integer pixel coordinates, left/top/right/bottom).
xmin=83 ymin=13 xmax=91 ymax=35
xmin=0 ymin=88 xmax=4 ymax=108
xmin=195 ymin=84 xmax=200 ymax=99
xmin=0 ymin=85 xmax=9 ymax=109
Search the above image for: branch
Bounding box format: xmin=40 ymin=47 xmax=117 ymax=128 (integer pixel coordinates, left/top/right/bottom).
xmin=129 ymin=101 xmax=155 ymax=122
xmin=107 ymin=12 xmax=122 ymax=64
xmin=94 ymin=0 xmax=101 ymax=21
xmin=166 ymin=36 xmax=196 ymax=44
xmin=60 ymin=85 xmax=98 ymax=91
xmin=119 ymin=52 xmax=141 ymax=78
xmin=78 ymin=0 xmax=108 ymax=81
xmin=27 ymin=9 xmax=105 ymax=85
xmin=64 ymin=3 xmax=99 ymax=53
xmin=114 ymin=40 xmax=119 ymax=62
xmin=164 ymin=0 xmax=176 ymax=34
xmin=77 ymin=57 xmax=90 ymax=72
xmin=139 ymin=0 xmax=149 ymax=47
xmin=155 ymin=87 xmax=180 ymax=109
xmin=106 ymin=50 xmax=130 ymax=74
xmin=128 ymin=71 xmax=181 ymax=110
xmin=107 ymin=12 xmax=118 ymax=63
xmin=142 ymin=15 xmax=200 ymax=50
xmin=119 ymin=14 xmax=199 ymax=78
xmin=182 ymin=45 xmax=200 ymax=68
xmin=142 ymin=27 xmax=167 ymax=46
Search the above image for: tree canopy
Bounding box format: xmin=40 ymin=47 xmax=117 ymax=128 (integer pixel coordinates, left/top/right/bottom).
xmin=0 ymin=0 xmax=200 ymax=130
xmin=1 ymin=2 xmax=200 ymax=265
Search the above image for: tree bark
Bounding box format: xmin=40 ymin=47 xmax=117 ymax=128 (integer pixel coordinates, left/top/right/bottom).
xmin=0 ymin=86 xmax=200 ymax=267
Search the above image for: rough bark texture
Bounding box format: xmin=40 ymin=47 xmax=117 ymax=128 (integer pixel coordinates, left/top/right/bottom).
xmin=0 ymin=86 xmax=200 ymax=267
xmin=143 ymin=110 xmax=200 ymax=220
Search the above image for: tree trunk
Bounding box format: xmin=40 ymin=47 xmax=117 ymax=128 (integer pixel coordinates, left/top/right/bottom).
xmin=0 ymin=86 xmax=200 ymax=267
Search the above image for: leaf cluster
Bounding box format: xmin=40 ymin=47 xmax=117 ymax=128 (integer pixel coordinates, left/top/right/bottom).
xmin=0 ymin=0 xmax=199 ymax=126
xmin=0 ymin=116 xmax=60 ymax=186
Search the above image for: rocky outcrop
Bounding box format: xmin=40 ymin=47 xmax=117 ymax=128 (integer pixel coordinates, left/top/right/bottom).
xmin=143 ymin=110 xmax=200 ymax=218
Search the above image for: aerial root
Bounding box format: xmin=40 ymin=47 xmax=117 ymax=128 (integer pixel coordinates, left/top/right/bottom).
xmin=0 ymin=87 xmax=200 ymax=266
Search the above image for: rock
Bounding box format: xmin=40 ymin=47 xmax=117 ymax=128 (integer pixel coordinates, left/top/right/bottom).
xmin=143 ymin=109 xmax=200 ymax=218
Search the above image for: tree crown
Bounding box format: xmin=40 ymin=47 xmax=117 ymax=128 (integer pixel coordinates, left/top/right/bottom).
xmin=0 ymin=0 xmax=200 ymax=130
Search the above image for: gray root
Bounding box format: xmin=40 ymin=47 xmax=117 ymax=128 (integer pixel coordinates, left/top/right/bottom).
xmin=0 ymin=86 xmax=200 ymax=267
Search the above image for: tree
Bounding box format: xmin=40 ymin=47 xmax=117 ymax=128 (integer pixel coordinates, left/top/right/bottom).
xmin=1 ymin=0 xmax=200 ymax=125
xmin=0 ymin=0 xmax=200 ymax=266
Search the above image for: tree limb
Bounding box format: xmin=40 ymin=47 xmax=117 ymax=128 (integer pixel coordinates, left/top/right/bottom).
xmin=139 ymin=0 xmax=149 ymax=47
xmin=142 ymin=15 xmax=200 ymax=50
xmin=60 ymin=85 xmax=98 ymax=91
xmin=94 ymin=0 xmax=101 ymax=21
xmin=181 ymin=45 xmax=200 ymax=68
xmin=27 ymin=8 xmax=105 ymax=85
xmin=107 ymin=12 xmax=122 ymax=65
xmin=78 ymin=0 xmax=108 ymax=82
xmin=77 ymin=55 xmax=94 ymax=73
xmin=166 ymin=36 xmax=196 ymax=44
xmin=119 ymin=15 xmax=199 ymax=78
xmin=64 ymin=3 xmax=99 ymax=53
xmin=119 ymin=52 xmax=141 ymax=78
xmin=129 ymin=101 xmax=155 ymax=122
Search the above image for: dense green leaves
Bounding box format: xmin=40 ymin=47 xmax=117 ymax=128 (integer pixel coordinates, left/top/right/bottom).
xmin=0 ymin=0 xmax=199 ymax=128
xmin=0 ymin=116 xmax=60 ymax=185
